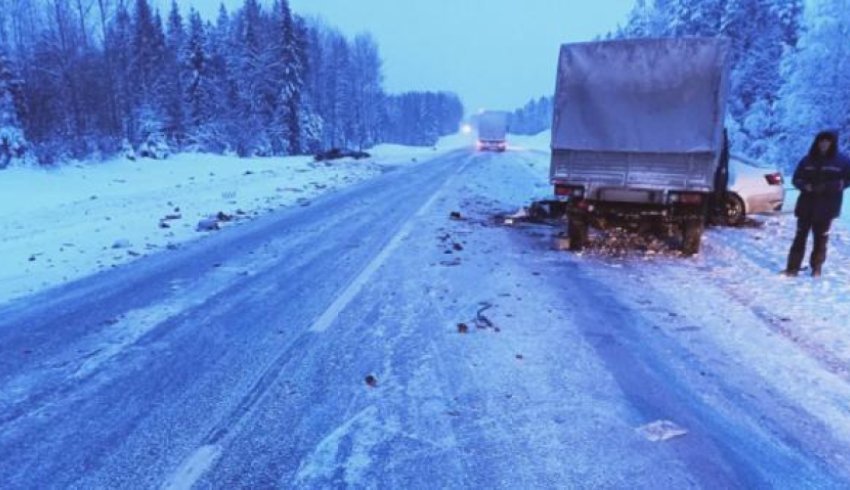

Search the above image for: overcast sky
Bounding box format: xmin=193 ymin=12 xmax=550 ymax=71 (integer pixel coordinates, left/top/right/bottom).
xmin=175 ymin=0 xmax=636 ymax=114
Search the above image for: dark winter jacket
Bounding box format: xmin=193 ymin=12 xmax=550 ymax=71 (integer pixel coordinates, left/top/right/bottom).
xmin=793 ymin=132 xmax=850 ymax=220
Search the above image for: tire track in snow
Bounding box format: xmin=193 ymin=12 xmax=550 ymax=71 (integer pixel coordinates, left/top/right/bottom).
xmin=0 ymin=252 xmax=281 ymax=427
xmin=698 ymin=224 xmax=850 ymax=383
xmin=161 ymin=153 xmax=472 ymax=490
xmin=309 ymin=156 xmax=471 ymax=333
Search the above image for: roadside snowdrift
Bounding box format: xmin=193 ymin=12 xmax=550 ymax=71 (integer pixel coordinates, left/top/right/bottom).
xmin=0 ymin=141 xmax=463 ymax=305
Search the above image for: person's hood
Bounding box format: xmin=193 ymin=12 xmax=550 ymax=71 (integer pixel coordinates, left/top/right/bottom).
xmin=808 ymin=130 xmax=839 ymax=158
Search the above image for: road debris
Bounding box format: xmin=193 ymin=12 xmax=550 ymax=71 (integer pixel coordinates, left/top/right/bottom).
xmin=636 ymin=420 xmax=688 ymax=442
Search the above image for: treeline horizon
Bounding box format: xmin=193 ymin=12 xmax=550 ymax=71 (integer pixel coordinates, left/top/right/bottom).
xmin=0 ymin=0 xmax=464 ymax=167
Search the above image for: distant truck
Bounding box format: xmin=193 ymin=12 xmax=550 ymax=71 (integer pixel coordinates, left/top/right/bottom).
xmin=477 ymin=111 xmax=509 ymax=152
xmin=549 ymin=38 xmax=731 ymax=255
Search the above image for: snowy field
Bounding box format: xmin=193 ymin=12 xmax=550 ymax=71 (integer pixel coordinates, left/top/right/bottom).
xmin=0 ymin=135 xmax=475 ymax=305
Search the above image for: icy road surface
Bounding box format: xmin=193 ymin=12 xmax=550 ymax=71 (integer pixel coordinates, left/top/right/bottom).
xmin=2 ymin=149 xmax=850 ymax=488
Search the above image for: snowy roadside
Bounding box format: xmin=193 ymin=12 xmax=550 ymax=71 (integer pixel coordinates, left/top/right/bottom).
xmin=508 ymin=148 xmax=850 ymax=454
xmin=555 ymin=213 xmax=850 ymax=461
xmin=514 ymin=146 xmax=850 ymax=361
xmin=505 ymin=131 xmax=551 ymax=154
xmin=0 ymin=136 xmax=472 ymax=305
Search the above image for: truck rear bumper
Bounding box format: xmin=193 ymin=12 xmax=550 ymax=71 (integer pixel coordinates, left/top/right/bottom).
xmin=477 ymin=140 xmax=507 ymax=152
xmin=563 ymin=198 xmax=708 ymax=224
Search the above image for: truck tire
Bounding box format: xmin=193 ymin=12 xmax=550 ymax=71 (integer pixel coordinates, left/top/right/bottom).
xmin=681 ymin=219 xmax=704 ymax=256
xmin=568 ymin=217 xmax=589 ymax=252
xmin=723 ymin=194 xmax=746 ymax=226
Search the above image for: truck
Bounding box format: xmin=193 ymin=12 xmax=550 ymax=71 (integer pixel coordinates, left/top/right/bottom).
xmin=549 ymin=38 xmax=731 ymax=255
xmin=477 ymin=111 xmax=509 ymax=152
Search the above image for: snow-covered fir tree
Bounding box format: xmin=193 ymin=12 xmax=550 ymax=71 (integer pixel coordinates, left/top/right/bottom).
xmin=773 ymin=0 xmax=850 ymax=170
xmin=162 ymin=0 xmax=186 ymax=147
xmin=668 ymin=0 xmax=725 ymax=37
xmin=0 ymin=47 xmax=28 ymax=168
xmin=182 ymin=9 xmax=218 ymax=151
xmin=351 ymin=34 xmax=383 ymax=150
xmin=271 ymin=0 xmax=303 ymax=155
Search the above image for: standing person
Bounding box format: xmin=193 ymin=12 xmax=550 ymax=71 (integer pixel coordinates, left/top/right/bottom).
xmin=785 ymin=131 xmax=850 ymax=277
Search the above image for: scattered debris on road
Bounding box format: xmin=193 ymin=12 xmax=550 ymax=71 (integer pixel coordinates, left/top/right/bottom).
xmin=111 ymin=239 xmax=132 ymax=249
xmin=501 ymin=200 xmax=567 ymax=226
xmin=474 ymin=303 xmax=496 ymax=330
xmin=196 ymin=217 xmax=220 ymax=232
xmin=636 ymin=420 xmax=688 ymax=442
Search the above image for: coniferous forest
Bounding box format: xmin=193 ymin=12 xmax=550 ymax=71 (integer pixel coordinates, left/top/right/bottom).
xmin=3 ymin=0 xmax=849 ymax=172
xmin=0 ymin=0 xmax=464 ymax=167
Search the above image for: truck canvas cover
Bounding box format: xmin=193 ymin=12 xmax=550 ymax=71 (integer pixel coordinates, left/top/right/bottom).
xmin=550 ymin=38 xmax=731 ymax=195
xmin=478 ymin=111 xmax=508 ymax=142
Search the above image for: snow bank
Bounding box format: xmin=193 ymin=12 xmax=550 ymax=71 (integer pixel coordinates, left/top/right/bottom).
xmin=0 ymin=138 xmax=465 ymax=305
xmin=507 ymin=131 xmax=551 ymax=153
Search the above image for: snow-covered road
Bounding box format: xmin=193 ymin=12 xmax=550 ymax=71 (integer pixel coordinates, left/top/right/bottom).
xmin=1 ymin=149 xmax=849 ymax=488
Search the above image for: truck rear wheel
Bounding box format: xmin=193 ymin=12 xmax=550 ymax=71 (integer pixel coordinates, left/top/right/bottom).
xmin=681 ymin=219 xmax=704 ymax=256
xmin=723 ymin=194 xmax=746 ymax=226
xmin=568 ymin=217 xmax=589 ymax=252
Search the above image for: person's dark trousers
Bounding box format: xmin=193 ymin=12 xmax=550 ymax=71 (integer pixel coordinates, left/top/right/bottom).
xmin=787 ymin=217 xmax=832 ymax=275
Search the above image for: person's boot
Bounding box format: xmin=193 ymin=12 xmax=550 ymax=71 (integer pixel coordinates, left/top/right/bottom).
xmin=785 ymin=247 xmax=805 ymax=277
xmin=812 ymin=266 xmax=822 ymax=278
xmin=783 ymin=255 xmax=802 ymax=276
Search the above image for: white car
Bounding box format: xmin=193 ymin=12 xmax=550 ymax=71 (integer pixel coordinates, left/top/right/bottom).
xmin=724 ymin=155 xmax=785 ymax=225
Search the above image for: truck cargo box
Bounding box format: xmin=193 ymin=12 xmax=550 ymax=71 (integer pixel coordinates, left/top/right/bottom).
xmin=478 ymin=111 xmax=509 ymax=151
xmin=550 ymin=38 xmax=731 ymax=199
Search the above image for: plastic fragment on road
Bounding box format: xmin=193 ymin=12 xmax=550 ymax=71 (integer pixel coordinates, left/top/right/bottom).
xmin=636 ymin=420 xmax=688 ymax=442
